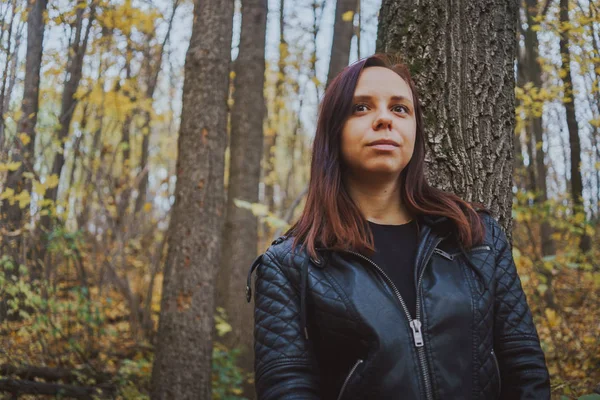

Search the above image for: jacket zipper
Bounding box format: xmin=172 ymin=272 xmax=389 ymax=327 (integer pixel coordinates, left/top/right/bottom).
xmin=435 ymin=245 xmax=492 ymax=261
xmin=433 ymin=248 xmax=454 ymax=260
xmin=336 ymin=358 xmax=364 ymax=400
xmin=491 ymin=349 xmax=501 ymax=398
xmin=346 ymin=235 xmax=444 ymax=400
xmin=414 ymin=236 xmax=445 ymax=400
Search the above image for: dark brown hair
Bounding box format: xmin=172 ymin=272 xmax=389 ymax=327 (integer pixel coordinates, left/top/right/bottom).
xmin=286 ymin=53 xmax=485 ymax=259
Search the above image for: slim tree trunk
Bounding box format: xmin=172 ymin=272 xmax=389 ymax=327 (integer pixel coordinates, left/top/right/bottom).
xmin=515 ymin=41 xmax=527 ymax=191
xmin=559 ymin=0 xmax=591 ymax=252
xmin=78 ymin=62 xmax=106 ymax=231
xmin=0 ymin=3 xmax=25 ymax=153
xmin=41 ymin=0 xmax=95 ymax=229
xmin=327 ymin=0 xmax=357 ymax=87
xmin=377 ymin=0 xmax=518 ymax=231
xmin=216 ymin=0 xmax=268 ymax=389
xmin=1 ymin=0 xmax=48 ymax=264
xmin=37 ymin=0 xmax=95 ymax=280
xmin=263 ymin=0 xmax=285 ymax=231
xmin=524 ymin=0 xmax=555 ymax=256
xmin=135 ymin=0 xmax=180 ymax=215
xmin=0 ymin=0 xmax=17 ymax=151
xmin=150 ymin=0 xmax=234 ymax=398
xmin=0 ymin=0 xmax=47 ymax=319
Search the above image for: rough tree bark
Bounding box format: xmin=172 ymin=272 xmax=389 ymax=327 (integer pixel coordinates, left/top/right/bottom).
xmin=327 ymin=0 xmax=357 ymax=88
xmin=150 ymin=0 xmax=234 ymax=398
xmin=559 ymin=0 xmax=591 ymax=252
xmin=377 ymin=0 xmax=519 ymax=232
xmin=216 ymin=0 xmax=267 ymax=363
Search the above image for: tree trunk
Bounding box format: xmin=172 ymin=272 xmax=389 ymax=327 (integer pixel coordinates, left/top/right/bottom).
xmin=559 ymin=0 xmax=590 ymax=252
xmin=115 ymin=37 xmax=134 ymax=229
xmin=216 ymin=0 xmax=267 ymax=392
xmin=1 ymin=0 xmax=48 ymax=264
xmin=0 ymin=2 xmax=25 ymax=154
xmin=377 ymin=0 xmax=518 ymax=232
xmin=150 ymin=0 xmax=234 ymax=398
xmin=0 ymin=0 xmax=47 ymax=320
xmin=0 ymin=0 xmax=17 ymax=151
xmin=263 ymin=0 xmax=286 ymax=234
xmin=327 ymin=0 xmax=357 ymax=87
xmin=135 ymin=1 xmax=180 ymax=216
xmin=515 ymin=41 xmax=527 ymax=191
xmin=524 ymin=0 xmax=555 ymax=256
xmin=36 ymin=0 xmax=95 ymax=282
xmin=41 ymin=0 xmax=95 ymax=230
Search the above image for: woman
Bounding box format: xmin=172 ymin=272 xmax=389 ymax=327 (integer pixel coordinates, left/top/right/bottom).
xmin=246 ymin=54 xmax=550 ymax=400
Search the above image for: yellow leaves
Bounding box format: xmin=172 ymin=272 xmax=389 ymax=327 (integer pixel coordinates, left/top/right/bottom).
xmin=594 ymin=272 xmax=600 ymax=289
xmin=342 ymin=10 xmax=355 ymax=22
xmin=33 ymin=180 xmax=46 ymax=197
xmin=278 ymin=43 xmax=289 ymax=60
xmin=215 ymin=307 xmax=232 ymax=337
xmin=545 ymin=308 xmax=560 ymax=328
xmin=0 ymin=188 xmax=15 ymax=201
xmin=234 ymin=199 xmax=268 ymax=217
xmin=14 ymin=190 xmax=31 ymax=209
xmin=98 ymin=1 xmax=160 ymax=36
xmin=9 ymin=109 xmax=24 ymax=126
xmin=18 ymin=133 xmax=31 ymax=145
xmin=559 ymin=21 xmax=575 ymax=33
xmin=143 ymin=202 xmax=152 ymax=213
xmin=573 ymin=212 xmax=585 ymax=225
xmin=0 ymin=162 xmax=22 ymax=172
xmin=233 ymin=199 xmax=288 ymax=229
xmin=558 ymin=68 xmax=568 ymax=79
xmin=45 ymin=174 xmax=60 ymax=189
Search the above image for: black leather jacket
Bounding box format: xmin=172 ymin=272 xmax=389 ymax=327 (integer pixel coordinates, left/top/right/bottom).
xmin=246 ymin=212 xmax=550 ymax=400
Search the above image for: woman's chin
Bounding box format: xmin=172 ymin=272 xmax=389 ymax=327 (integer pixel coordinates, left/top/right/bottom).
xmin=361 ymin=165 xmax=404 ymax=179
xmin=365 ymin=161 xmax=405 ymax=175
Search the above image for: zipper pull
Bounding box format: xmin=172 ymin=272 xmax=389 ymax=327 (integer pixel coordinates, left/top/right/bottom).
xmin=409 ymin=319 xmax=424 ymax=347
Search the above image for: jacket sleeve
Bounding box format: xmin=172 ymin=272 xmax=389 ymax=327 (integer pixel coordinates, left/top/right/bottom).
xmin=491 ymin=218 xmax=551 ymax=400
xmin=253 ymin=249 xmax=321 ymax=400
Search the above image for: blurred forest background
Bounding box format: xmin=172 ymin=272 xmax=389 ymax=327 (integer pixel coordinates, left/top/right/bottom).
xmin=0 ymin=0 xmax=599 ymax=398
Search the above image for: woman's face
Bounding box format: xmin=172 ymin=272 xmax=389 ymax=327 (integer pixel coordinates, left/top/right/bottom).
xmin=340 ymin=66 xmax=416 ymax=181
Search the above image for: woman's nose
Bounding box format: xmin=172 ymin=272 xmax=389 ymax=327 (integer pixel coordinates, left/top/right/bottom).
xmin=373 ymin=110 xmax=393 ymax=131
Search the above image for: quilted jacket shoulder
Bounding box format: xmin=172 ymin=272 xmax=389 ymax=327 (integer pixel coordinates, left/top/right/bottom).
xmin=252 ymin=239 xmax=321 ymax=399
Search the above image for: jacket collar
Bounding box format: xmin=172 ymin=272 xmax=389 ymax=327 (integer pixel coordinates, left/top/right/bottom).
xmin=419 ymin=214 xmax=449 ymax=226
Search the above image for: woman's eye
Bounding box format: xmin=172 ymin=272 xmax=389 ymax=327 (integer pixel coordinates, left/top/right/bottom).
xmin=353 ymin=104 xmax=368 ymax=112
xmin=392 ymin=105 xmax=408 ymax=113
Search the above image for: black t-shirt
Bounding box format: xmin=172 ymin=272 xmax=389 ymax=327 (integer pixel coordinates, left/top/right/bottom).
xmin=367 ymin=219 xmax=419 ymax=319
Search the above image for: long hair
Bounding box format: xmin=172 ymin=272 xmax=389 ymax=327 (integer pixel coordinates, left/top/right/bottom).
xmin=286 ymin=53 xmax=486 ymax=259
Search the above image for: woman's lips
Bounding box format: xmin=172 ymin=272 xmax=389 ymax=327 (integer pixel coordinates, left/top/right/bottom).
xmin=370 ymin=143 xmax=398 ymax=151
xmin=367 ymin=140 xmax=400 ymax=151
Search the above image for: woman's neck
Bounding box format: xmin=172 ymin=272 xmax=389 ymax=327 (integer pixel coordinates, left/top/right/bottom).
xmin=345 ymin=175 xmax=412 ymax=225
